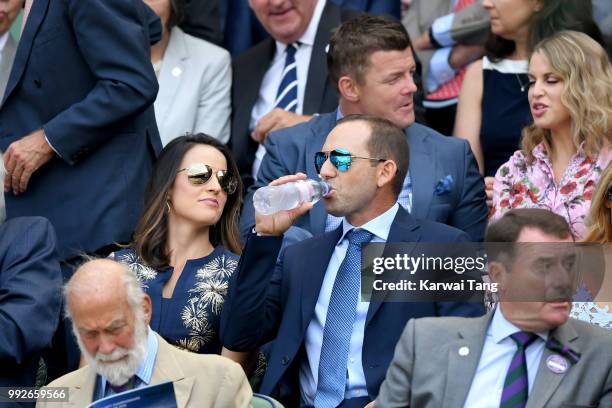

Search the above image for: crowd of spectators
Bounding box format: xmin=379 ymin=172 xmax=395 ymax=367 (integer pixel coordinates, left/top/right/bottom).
xmin=0 ymin=0 xmax=611 ymax=407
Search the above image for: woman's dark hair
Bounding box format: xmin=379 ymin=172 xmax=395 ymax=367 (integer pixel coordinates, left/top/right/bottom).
xmin=132 ymin=134 xmax=243 ymax=270
xmin=486 ymin=0 xmax=603 ymax=61
xmin=167 ymin=0 xmax=186 ymax=29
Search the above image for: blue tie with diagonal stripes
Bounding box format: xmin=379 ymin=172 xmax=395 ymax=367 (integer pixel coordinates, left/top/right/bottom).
xmin=275 ymin=43 xmax=299 ymax=112
xmin=500 ymin=331 xmax=538 ymax=408
xmin=315 ymin=228 xmax=373 ymax=408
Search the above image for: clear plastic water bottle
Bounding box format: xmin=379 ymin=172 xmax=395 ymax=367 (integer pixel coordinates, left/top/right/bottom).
xmin=253 ymin=179 xmax=330 ymax=215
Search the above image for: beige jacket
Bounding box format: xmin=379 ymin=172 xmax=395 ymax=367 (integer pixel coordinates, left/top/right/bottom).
xmin=36 ymin=333 xmax=252 ymax=408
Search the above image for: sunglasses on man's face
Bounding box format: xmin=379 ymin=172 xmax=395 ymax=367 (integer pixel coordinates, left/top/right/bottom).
xmin=177 ymin=163 xmax=238 ymax=194
xmin=314 ymin=148 xmax=386 ymax=173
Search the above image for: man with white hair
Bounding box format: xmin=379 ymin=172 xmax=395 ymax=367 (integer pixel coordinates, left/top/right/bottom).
xmin=0 ymin=153 xmax=62 ymax=406
xmin=38 ymin=259 xmax=251 ymax=407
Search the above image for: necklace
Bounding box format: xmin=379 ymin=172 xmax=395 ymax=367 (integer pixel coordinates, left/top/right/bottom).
xmin=515 ymin=73 xmax=528 ymax=92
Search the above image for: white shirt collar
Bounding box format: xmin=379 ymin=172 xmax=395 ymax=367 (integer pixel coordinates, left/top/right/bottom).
xmin=0 ymin=33 xmax=9 ymax=54
xmin=339 ymin=203 xmax=400 ymax=244
xmin=274 ymin=0 xmax=326 ymax=52
xmin=490 ymin=306 xmax=548 ymax=344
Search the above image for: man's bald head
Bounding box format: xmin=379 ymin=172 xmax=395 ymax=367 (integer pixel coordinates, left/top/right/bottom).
xmin=64 ymin=258 xmax=152 ymax=386
xmin=64 ymin=258 xmax=148 ymax=320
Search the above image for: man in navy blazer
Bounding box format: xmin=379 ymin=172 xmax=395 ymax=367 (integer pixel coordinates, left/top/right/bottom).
xmin=240 ymin=14 xmax=487 ymax=243
xmin=0 ymin=159 xmax=61 ymax=403
xmin=0 ymin=217 xmax=61 ymax=402
xmin=230 ymin=0 xmax=362 ymax=188
xmin=331 ymin=0 xmax=399 ymax=18
xmin=0 ymin=0 xmax=162 ymax=261
xmin=222 ymin=115 xmax=485 ymax=407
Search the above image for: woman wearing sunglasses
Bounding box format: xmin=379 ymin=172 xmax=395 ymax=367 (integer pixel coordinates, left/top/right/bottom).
xmin=490 ymin=31 xmax=612 ymax=240
xmin=112 ymin=133 xmax=242 ymax=354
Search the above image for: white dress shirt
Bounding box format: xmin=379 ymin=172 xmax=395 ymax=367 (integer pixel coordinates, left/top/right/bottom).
xmin=251 ymin=0 xmax=326 ymax=179
xmin=463 ymin=307 xmax=548 ymax=408
xmin=0 ymin=33 xmax=9 ymax=67
xmin=300 ymin=203 xmax=400 ymax=405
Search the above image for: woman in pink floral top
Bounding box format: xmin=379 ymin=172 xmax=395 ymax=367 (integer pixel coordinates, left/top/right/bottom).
xmin=491 ymin=31 xmax=612 ymax=240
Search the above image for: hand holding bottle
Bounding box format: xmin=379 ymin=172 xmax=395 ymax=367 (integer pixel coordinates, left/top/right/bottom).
xmin=254 ymin=173 xmax=316 ymax=236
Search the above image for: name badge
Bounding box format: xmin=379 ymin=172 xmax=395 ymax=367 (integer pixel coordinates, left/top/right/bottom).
xmin=546 ymin=354 xmax=568 ymax=374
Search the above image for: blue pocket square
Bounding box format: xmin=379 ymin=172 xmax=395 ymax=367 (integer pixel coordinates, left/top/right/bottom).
xmin=435 ymin=175 xmax=454 ymax=195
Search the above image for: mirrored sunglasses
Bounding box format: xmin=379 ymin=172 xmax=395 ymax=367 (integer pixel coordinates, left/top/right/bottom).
xmin=314 ymin=148 xmax=386 ymax=173
xmin=177 ymin=163 xmax=238 ymax=194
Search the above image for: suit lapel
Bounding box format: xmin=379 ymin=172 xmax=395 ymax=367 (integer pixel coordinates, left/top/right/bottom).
xmin=68 ymin=366 xmax=97 ymax=406
xmin=307 ymin=113 xmax=337 ymax=235
xmin=0 ymin=34 xmax=17 ymax=103
xmin=406 ymin=124 xmax=436 ymax=220
xmin=442 ymin=313 xmax=492 ymax=408
xmin=300 ymin=227 xmax=343 ymax=332
xmin=365 ymin=208 xmax=421 ymax=326
xmin=526 ymin=322 xmax=580 ymax=408
xmin=151 ymin=333 xmax=194 ymax=408
xmin=303 ymin=2 xmax=339 ymax=114
xmin=244 ymin=39 xmax=275 ymax=118
xmin=2 ymin=0 xmax=49 ymax=104
xmin=155 ymin=27 xmax=188 ymax=130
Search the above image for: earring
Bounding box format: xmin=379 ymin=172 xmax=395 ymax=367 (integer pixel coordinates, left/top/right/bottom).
xmin=166 ymin=201 xmax=171 ymax=213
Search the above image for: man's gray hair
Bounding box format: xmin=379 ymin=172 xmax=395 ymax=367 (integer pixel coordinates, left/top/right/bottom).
xmin=63 ymin=258 xmax=146 ymax=319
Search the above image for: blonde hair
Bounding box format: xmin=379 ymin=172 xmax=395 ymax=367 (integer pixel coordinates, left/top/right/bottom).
xmin=521 ymin=31 xmax=612 ymax=162
xmin=583 ymin=164 xmax=612 ymax=243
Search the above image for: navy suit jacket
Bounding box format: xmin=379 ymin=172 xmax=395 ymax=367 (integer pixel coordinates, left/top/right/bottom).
xmin=229 ymin=2 xmax=360 ymax=187
xmin=224 ymin=0 xmax=399 ymax=56
xmin=240 ymin=112 xmax=488 ymax=242
xmin=222 ymin=207 xmax=485 ymax=406
xmin=0 ymin=218 xmax=61 ymax=399
xmin=331 ymin=0 xmax=400 ymax=18
xmin=0 ymin=0 xmax=162 ymax=260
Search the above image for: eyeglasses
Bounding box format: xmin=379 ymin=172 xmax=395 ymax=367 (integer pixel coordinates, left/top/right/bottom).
xmin=177 ymin=163 xmax=238 ymax=194
xmin=314 ymin=148 xmax=386 ymax=173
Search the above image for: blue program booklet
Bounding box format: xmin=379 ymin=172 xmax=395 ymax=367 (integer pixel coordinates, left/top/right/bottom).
xmin=87 ymin=381 xmax=177 ymax=408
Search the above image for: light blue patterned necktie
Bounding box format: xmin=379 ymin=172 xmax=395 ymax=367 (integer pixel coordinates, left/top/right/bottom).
xmin=274 ymin=43 xmax=298 ymax=112
xmin=315 ymin=228 xmax=374 ymax=408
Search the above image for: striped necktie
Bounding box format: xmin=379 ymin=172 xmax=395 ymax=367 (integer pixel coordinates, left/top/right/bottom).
xmin=109 ymin=376 xmax=136 ymax=395
xmin=251 ymin=42 xmax=299 ymax=179
xmin=500 ymin=331 xmax=538 ymax=408
xmin=274 ymin=43 xmax=299 ymax=112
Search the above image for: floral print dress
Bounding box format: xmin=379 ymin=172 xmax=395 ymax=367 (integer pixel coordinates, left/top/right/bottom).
xmin=490 ymin=143 xmax=612 ymax=239
xmin=113 ymin=246 xmax=238 ymax=354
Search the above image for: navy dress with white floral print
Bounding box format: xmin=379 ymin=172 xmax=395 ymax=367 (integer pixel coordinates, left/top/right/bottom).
xmin=112 ymin=246 xmax=238 ymax=354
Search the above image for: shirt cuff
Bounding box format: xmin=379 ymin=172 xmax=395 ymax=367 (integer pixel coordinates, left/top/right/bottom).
xmin=431 ymin=13 xmax=456 ymax=48
xmin=426 ymin=47 xmax=456 ymax=92
xmin=44 ymin=132 xmax=62 ymax=158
